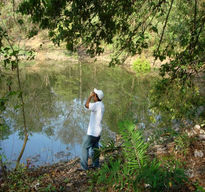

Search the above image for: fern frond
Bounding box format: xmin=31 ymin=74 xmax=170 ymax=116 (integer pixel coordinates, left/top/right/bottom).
xmin=119 ymin=121 xmax=149 ymax=169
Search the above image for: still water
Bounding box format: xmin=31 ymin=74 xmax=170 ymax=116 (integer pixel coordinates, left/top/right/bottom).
xmin=0 ymin=61 xmax=153 ymax=168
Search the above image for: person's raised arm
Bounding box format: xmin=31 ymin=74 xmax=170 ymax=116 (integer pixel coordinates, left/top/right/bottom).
xmin=85 ymin=92 xmax=95 ymax=109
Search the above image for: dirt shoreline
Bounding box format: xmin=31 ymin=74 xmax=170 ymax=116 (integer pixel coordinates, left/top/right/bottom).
xmin=21 ymin=35 xmax=164 ymax=70
xmin=1 ymin=125 xmax=205 ymax=191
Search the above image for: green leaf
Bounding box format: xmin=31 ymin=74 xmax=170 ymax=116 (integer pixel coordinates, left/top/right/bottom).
xmin=151 ymin=26 xmax=158 ymax=33
xmin=17 ymin=19 xmax=24 ymax=25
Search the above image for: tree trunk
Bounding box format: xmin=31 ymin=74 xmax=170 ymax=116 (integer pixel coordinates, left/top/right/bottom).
xmin=15 ymin=62 xmax=29 ymax=169
xmin=3 ymin=33 xmax=29 ymax=170
xmin=79 ymin=61 xmax=82 ymax=103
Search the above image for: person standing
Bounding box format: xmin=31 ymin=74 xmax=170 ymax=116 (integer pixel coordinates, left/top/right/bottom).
xmin=80 ymin=88 xmax=105 ymax=170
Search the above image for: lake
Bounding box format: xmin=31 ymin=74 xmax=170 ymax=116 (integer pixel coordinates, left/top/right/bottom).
xmin=0 ymin=61 xmax=154 ymax=168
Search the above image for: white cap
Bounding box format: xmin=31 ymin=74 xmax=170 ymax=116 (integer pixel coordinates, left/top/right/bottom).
xmin=94 ymin=88 xmax=104 ymax=100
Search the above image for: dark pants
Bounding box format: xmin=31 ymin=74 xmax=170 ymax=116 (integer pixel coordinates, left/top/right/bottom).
xmin=80 ymin=135 xmax=100 ymax=170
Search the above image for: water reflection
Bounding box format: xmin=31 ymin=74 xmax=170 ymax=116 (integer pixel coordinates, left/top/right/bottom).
xmin=0 ymin=62 xmax=153 ymax=167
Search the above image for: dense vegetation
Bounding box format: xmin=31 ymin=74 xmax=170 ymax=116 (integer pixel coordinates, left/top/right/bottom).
xmin=0 ymin=0 xmax=205 ymax=191
xmin=18 ymin=0 xmax=205 ymax=79
xmin=90 ymin=122 xmax=188 ymax=191
xmin=17 ymin=0 xmax=205 ymax=122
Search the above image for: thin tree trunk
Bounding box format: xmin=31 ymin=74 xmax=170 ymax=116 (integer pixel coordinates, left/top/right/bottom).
xmin=157 ymin=0 xmax=174 ymax=52
xmin=79 ymin=61 xmax=82 ymax=103
xmin=154 ymin=0 xmax=174 ymax=64
xmin=3 ymin=32 xmax=29 ymax=170
xmin=15 ymin=62 xmax=28 ymax=169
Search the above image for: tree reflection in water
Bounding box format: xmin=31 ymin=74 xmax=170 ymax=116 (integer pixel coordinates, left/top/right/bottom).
xmin=0 ymin=61 xmax=153 ymax=167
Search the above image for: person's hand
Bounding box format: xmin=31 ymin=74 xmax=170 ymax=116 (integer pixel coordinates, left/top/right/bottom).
xmin=90 ymin=91 xmax=95 ymax=97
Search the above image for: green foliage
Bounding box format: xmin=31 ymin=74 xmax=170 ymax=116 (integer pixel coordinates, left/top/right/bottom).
xmin=0 ymin=1 xmax=37 ymax=40
xmin=0 ymin=27 xmax=35 ymax=72
xmin=90 ymin=121 xmax=188 ymax=191
xmin=18 ymin=0 xmax=205 ymax=82
xmin=134 ymin=159 xmax=186 ymax=191
xmin=101 ymin=139 xmax=118 ymax=151
xmin=132 ymin=57 xmax=151 ymax=74
xmin=149 ymin=78 xmax=204 ymax=122
xmin=120 ymin=121 xmax=149 ymax=170
xmin=4 ymin=165 xmax=33 ymax=191
xmin=194 ymin=182 xmax=205 ymax=192
xmin=174 ymin=134 xmax=191 ymax=155
xmin=0 ymin=27 xmax=34 ymax=142
xmin=44 ymin=184 xmax=57 ymax=192
xmin=0 ymin=2 xmax=36 ymax=170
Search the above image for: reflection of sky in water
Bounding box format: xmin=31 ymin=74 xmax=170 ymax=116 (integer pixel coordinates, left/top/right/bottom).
xmin=1 ymin=97 xmax=115 ymax=168
xmin=1 ymin=63 xmax=148 ymax=168
xmin=42 ymin=98 xmax=88 ymax=139
xmin=1 ymin=132 xmax=81 ymax=168
xmin=1 ymin=62 xmax=202 ymax=168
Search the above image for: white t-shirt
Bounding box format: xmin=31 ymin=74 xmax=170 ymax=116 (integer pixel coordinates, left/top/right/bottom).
xmin=87 ymin=101 xmax=105 ymax=137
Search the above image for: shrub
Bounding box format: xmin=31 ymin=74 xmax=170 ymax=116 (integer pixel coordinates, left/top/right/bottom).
xmin=132 ymin=57 xmax=151 ymax=73
xmin=90 ymin=121 xmax=188 ymax=191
